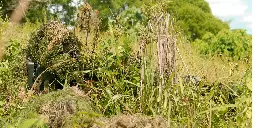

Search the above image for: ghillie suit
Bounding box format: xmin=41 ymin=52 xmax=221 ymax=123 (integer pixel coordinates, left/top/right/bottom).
xmin=26 ymin=21 xmax=83 ymax=92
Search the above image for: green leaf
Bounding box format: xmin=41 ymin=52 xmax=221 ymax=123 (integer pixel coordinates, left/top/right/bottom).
xmin=112 ymin=94 xmax=122 ymax=101
xmin=157 ymin=96 xmax=161 ymax=102
xmin=124 ymin=80 xmax=139 ymax=87
xmin=163 ymin=90 xmax=168 ymax=109
xmin=72 ymin=70 xmax=92 ymax=74
xmin=18 ymin=118 xmax=38 ymax=128
xmin=105 ymin=88 xmax=113 ymax=98
xmin=198 ymin=104 xmax=237 ymax=115
xmin=179 ymin=76 xmax=184 ymax=95
xmin=0 ymin=101 xmax=4 ymax=106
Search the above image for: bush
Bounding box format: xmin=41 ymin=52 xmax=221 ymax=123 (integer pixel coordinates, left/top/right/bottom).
xmin=0 ymin=39 xmax=27 ymax=100
xmin=3 ymin=87 xmax=99 ymax=128
xmin=193 ymin=29 xmax=252 ymax=61
xmin=167 ymin=0 xmax=229 ymax=41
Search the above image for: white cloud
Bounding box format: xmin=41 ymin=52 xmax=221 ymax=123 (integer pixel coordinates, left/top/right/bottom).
xmin=206 ymin=0 xmax=248 ymax=18
xmin=246 ymin=23 xmax=252 ymax=29
xmin=241 ymin=14 xmax=252 ymax=29
xmin=206 ymin=0 xmax=252 ymax=33
xmin=242 ymin=14 xmax=252 ymax=22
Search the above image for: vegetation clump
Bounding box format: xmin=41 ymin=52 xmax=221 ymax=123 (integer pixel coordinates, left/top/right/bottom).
xmin=92 ymin=114 xmax=168 ymax=128
xmin=26 ymin=20 xmax=82 ymax=64
xmin=13 ymin=87 xmax=99 ymax=128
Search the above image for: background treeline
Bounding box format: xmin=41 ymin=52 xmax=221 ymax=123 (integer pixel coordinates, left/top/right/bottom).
xmin=0 ymin=0 xmax=251 ymax=127
xmin=1 ymin=0 xmax=251 ymax=60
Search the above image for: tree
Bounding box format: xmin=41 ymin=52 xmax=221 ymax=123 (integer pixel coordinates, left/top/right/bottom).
xmin=86 ymin=0 xmax=229 ymax=38
xmin=194 ymin=29 xmax=252 ymax=61
xmin=167 ymin=0 xmax=229 ymax=41
xmin=86 ymin=0 xmax=159 ymax=30
xmin=0 ymin=0 xmax=18 ymax=19
xmin=1 ymin=0 xmax=79 ymax=25
xmin=1 ymin=0 xmax=230 ymax=36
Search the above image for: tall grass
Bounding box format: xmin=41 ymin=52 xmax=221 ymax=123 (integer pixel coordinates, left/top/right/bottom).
xmin=0 ymin=3 xmax=251 ymax=127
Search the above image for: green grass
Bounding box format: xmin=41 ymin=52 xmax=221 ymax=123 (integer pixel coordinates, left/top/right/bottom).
xmin=0 ymin=4 xmax=252 ymax=128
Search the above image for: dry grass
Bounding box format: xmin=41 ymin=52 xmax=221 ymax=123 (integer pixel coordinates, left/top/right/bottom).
xmin=92 ymin=114 xmax=168 ymax=128
xmin=176 ymin=41 xmax=250 ymax=84
xmin=14 ymin=87 xmax=97 ymax=127
xmin=2 ymin=22 xmax=40 ymax=49
xmin=0 ymin=0 xmax=31 ymax=59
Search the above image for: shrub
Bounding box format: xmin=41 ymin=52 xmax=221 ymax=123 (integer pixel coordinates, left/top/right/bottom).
xmin=193 ymin=29 xmax=252 ymax=61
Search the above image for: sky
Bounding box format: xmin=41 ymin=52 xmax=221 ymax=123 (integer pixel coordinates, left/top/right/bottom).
xmin=206 ymin=0 xmax=252 ymax=34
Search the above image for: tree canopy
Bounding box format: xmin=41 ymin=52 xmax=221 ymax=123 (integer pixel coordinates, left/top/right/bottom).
xmin=166 ymin=0 xmax=229 ymax=41
xmin=1 ymin=0 xmax=81 ymax=25
xmin=0 ymin=0 xmax=232 ymax=40
xmin=193 ymin=29 xmax=252 ymax=60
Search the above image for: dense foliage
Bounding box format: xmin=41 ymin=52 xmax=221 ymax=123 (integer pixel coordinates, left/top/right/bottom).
xmin=1 ymin=0 xmax=81 ymax=25
xmin=166 ymin=0 xmax=229 ymax=41
xmin=193 ymin=29 xmax=252 ymax=61
xmin=0 ymin=1 xmax=252 ymax=127
xmin=1 ymin=0 xmax=229 ymax=39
